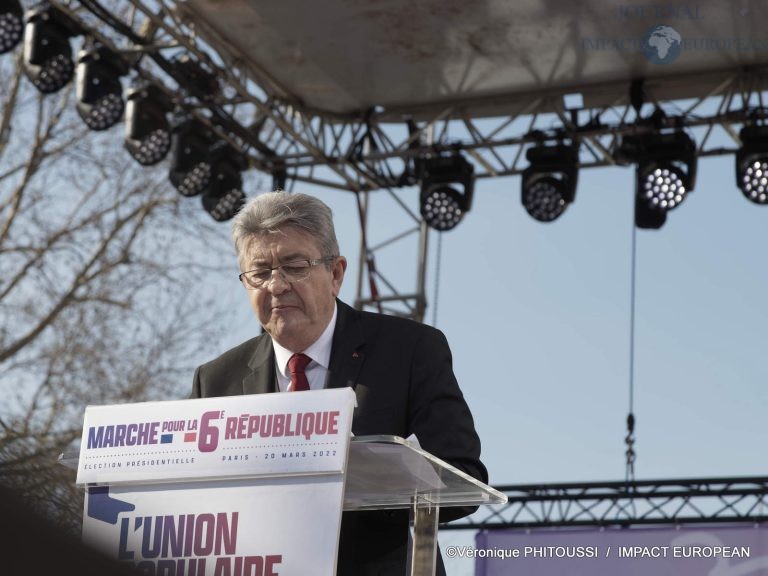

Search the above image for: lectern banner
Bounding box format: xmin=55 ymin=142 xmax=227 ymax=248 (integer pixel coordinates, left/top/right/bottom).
xmin=77 ymin=388 xmax=355 ymax=486
xmin=83 ymin=477 xmax=344 ymax=576
xmin=78 ymin=389 xmax=356 ymax=576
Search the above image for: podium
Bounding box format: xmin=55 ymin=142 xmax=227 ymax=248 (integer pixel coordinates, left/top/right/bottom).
xmin=345 ymin=435 xmax=506 ymax=574
xmin=66 ymin=392 xmax=506 ymax=576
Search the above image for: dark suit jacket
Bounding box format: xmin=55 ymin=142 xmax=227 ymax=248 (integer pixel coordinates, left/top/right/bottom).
xmin=191 ymin=300 xmax=487 ymax=576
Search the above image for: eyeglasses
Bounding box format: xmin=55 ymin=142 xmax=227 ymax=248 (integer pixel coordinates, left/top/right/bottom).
xmin=238 ymin=256 xmax=336 ymax=289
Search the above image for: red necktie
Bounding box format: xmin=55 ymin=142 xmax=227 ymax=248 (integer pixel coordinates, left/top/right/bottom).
xmin=287 ymin=353 xmax=312 ymax=392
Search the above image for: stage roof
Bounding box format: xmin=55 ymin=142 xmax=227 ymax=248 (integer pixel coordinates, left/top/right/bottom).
xmin=178 ymin=0 xmax=768 ymax=120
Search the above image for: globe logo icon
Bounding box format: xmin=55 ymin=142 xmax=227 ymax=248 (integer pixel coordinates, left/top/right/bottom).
xmin=641 ymin=25 xmax=682 ymax=65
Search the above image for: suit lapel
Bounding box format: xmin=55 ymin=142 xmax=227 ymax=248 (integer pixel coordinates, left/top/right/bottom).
xmin=242 ymin=333 xmax=276 ymax=394
xmin=327 ymin=300 xmax=365 ymax=390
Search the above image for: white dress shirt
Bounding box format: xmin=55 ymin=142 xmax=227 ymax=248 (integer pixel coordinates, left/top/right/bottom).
xmin=272 ymin=304 xmax=337 ymax=392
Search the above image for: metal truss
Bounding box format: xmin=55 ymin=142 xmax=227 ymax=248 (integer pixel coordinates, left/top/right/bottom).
xmin=46 ymin=1 xmax=768 ymax=321
xmin=34 ymin=3 xmax=768 ymax=532
xmin=441 ymin=477 xmax=768 ymax=531
xmin=351 ymin=191 xmax=430 ymax=321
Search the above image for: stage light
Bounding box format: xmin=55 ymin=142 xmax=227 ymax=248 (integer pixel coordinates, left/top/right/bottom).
xmin=22 ymin=6 xmax=80 ymax=93
xmin=639 ymin=165 xmax=687 ymax=210
xmin=0 ymin=0 xmax=23 ymax=54
xmin=172 ymin=53 xmax=219 ymax=100
xmin=201 ymin=143 xmax=247 ymax=222
xmin=419 ymin=154 xmax=474 ymax=231
xmin=421 ymin=186 xmax=463 ymax=231
xmin=736 ymin=125 xmax=768 ymax=205
xmin=125 ymin=84 xmax=172 ymax=166
xmin=169 ymin=118 xmax=216 ymax=197
xmin=75 ymin=44 xmax=128 ymax=131
xmin=272 ymin=166 xmax=287 ymax=191
xmin=521 ymin=144 xmax=578 ymax=222
xmin=617 ymin=131 xmax=697 ymax=229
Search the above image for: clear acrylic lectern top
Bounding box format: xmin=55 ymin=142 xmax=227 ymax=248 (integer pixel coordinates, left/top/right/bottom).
xmin=345 ymin=435 xmax=505 ymax=511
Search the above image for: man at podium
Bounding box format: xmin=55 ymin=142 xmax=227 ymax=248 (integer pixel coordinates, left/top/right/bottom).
xmin=191 ymin=191 xmax=487 ymax=576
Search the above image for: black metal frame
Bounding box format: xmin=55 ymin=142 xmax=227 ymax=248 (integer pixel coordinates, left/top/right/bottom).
xmin=441 ymin=477 xmax=768 ymax=530
xmin=33 ymin=1 xmax=768 ymax=321
xmin=42 ymin=0 xmax=768 ymax=192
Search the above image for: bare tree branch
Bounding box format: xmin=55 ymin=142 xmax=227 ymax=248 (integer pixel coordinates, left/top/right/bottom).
xmin=0 ymin=52 xmax=23 ymax=162
xmin=0 ymin=195 xmax=173 ymax=363
xmin=0 ymin=81 xmax=74 ymax=246
xmin=0 ymin=44 xmax=242 ymax=529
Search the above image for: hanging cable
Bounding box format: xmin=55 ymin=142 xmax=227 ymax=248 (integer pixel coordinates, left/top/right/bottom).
xmin=431 ymin=232 xmax=443 ymax=326
xmin=626 ymin=220 xmax=638 ymax=485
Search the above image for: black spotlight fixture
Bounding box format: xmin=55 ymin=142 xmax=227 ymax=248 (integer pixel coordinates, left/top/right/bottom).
xmin=617 ymin=131 xmax=697 ymax=229
xmin=172 ymin=53 xmax=219 ymax=101
xmin=736 ymin=125 xmax=768 ymax=205
xmin=521 ymin=143 xmax=579 ymax=222
xmin=201 ymin=142 xmax=247 ymax=222
xmin=0 ymin=0 xmax=23 ymax=54
xmin=271 ymin=164 xmax=287 ymax=191
xmin=22 ymin=5 xmax=80 ymax=93
xmin=75 ymin=43 xmax=128 ymax=131
xmin=169 ymin=118 xmax=216 ymax=197
xmin=419 ymin=154 xmax=474 ymax=232
xmin=125 ymin=84 xmax=172 ymax=166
